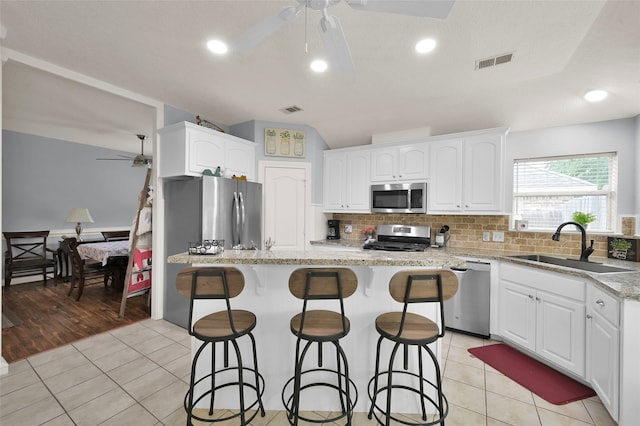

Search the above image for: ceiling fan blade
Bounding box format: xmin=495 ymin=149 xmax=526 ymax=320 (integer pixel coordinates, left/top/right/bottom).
xmin=319 ymin=15 xmax=355 ymax=74
xmin=231 ymin=4 xmax=304 ymax=55
xmin=96 ymin=158 xmax=133 ymax=161
xmin=345 ymin=0 xmax=455 ymax=19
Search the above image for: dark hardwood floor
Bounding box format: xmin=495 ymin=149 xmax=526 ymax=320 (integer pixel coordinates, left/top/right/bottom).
xmin=2 ymin=277 xmax=150 ymax=363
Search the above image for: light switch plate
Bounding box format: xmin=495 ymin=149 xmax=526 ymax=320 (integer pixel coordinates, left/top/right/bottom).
xmin=493 ymin=231 xmax=505 ymax=242
xmin=482 ymin=231 xmax=490 ymax=242
xmin=345 ymin=224 xmax=353 ymax=234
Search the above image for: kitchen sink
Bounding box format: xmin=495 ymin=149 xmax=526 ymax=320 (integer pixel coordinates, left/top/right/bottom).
xmin=507 ymin=254 xmax=633 ymax=273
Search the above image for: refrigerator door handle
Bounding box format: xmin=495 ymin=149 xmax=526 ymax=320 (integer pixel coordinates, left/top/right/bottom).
xmin=232 ymin=191 xmax=240 ymax=246
xmin=239 ymin=191 xmax=246 ymax=245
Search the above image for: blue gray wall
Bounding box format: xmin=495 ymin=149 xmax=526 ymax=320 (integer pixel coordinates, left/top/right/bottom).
xmin=2 ymin=130 xmax=148 ymax=233
xmin=506 ymin=115 xmax=639 ymax=216
xmin=230 ymin=120 xmax=330 ymax=205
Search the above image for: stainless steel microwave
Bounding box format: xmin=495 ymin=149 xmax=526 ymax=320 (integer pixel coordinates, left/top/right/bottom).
xmin=371 ymin=182 xmax=427 ymax=213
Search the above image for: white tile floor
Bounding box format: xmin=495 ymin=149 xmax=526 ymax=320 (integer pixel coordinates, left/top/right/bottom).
xmin=0 ymin=319 xmax=616 ymax=426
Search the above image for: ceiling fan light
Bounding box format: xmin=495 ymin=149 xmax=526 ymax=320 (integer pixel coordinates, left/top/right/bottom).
xmin=310 ymin=59 xmax=328 ymax=72
xmin=415 ymin=38 xmax=436 ymax=54
xmin=206 ymin=39 xmax=228 ymax=55
xmin=584 ymin=89 xmax=608 ymax=102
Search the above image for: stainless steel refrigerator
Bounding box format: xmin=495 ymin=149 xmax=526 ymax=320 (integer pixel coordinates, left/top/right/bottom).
xmin=163 ymin=176 xmax=262 ymax=327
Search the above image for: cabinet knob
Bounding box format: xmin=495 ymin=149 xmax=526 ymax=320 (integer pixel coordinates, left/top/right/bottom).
xmin=586 ymin=314 xmax=592 ymax=320
xmin=528 ymin=294 xmax=534 ymax=299
xmin=399 ymin=175 xmax=402 ymax=178
xmin=465 ymin=205 xmax=469 ymax=208
xmin=535 ymin=296 xmax=541 ymax=301
xmin=596 ymin=299 xmax=605 ymax=307
xmin=456 ymin=205 xmax=460 ymax=208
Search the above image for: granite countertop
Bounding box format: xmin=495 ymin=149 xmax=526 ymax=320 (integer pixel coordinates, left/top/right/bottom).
xmin=168 ymin=248 xmax=466 ymax=268
xmin=308 ymin=239 xmax=640 ymax=301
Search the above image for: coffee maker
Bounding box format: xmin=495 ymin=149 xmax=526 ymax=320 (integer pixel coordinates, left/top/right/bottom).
xmin=327 ymin=220 xmax=341 ymax=240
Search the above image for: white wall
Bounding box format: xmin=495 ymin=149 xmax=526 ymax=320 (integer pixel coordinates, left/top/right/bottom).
xmin=505 ymin=116 xmax=639 ymax=220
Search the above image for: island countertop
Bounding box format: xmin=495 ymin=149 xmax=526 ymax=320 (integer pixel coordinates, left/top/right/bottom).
xmin=168 ymin=248 xmax=467 ymax=268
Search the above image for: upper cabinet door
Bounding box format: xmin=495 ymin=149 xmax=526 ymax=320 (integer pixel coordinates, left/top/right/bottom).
xmin=323 ymin=151 xmax=348 ymax=211
xmin=346 ymin=150 xmax=371 ymax=211
xmin=428 ymin=130 xmax=506 ymax=214
xmin=323 ymin=149 xmax=370 ymax=213
xmin=370 ymin=148 xmax=397 ymax=182
xmin=463 ymin=134 xmax=504 ymax=212
xmin=429 ymin=140 xmax=463 ymax=212
xmin=398 ymin=144 xmax=429 ymax=181
xmin=188 ymin=127 xmax=225 ymax=175
xmin=370 ymin=144 xmax=428 ymax=182
xmin=158 ymin=121 xmax=256 ymax=180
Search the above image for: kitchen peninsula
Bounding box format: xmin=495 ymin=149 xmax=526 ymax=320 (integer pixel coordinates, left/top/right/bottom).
xmin=167 ymin=249 xmax=465 ymax=413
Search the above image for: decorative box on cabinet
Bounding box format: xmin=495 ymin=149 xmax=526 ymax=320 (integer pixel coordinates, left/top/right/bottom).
xmin=323 ymin=148 xmax=370 ymax=212
xmin=158 ymin=121 xmax=256 ymax=180
xmin=370 ymin=143 xmax=429 ymax=182
xmin=429 ymin=129 xmax=507 ymax=213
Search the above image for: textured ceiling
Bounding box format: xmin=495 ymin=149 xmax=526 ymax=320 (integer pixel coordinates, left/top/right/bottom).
xmin=1 ymin=0 xmax=639 ymax=152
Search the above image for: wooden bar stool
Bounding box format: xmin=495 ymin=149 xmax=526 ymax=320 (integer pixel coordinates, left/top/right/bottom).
xmin=367 ymin=269 xmax=458 ymax=426
xmin=282 ymin=268 xmax=358 ymax=426
xmin=176 ymin=266 xmax=265 ymax=425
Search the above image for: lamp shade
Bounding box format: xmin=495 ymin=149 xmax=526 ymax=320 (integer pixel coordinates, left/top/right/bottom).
xmin=65 ymin=208 xmax=94 ymax=223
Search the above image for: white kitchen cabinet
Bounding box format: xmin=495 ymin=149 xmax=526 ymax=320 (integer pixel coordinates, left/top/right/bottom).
xmin=370 ymin=144 xmax=429 ymax=182
xmin=158 ymin=121 xmax=256 ymax=180
xmin=323 ymin=149 xmax=370 ymax=212
xmin=499 ymin=262 xmax=586 ymax=376
xmin=586 ymin=285 xmax=619 ymax=420
xmin=429 ymin=131 xmax=505 ymax=213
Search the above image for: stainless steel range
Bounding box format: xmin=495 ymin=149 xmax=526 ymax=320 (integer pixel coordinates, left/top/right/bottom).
xmin=363 ymin=224 xmax=431 ymax=252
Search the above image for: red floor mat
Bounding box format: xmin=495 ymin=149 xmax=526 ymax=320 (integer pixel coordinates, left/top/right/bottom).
xmin=468 ymin=343 xmax=596 ymax=405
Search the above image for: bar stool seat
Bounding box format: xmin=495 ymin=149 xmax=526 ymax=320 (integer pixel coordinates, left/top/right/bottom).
xmin=282 ymin=267 xmax=358 ymax=426
xmin=177 ymin=266 xmax=265 ymax=425
xmin=368 ymin=269 xmax=458 ymax=426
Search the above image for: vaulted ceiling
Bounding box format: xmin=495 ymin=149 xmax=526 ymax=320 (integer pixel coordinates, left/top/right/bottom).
xmin=2 ymin=0 xmax=639 ymax=153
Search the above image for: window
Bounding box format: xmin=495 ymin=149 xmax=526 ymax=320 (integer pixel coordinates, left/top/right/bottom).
xmin=513 ymin=153 xmax=617 ymax=232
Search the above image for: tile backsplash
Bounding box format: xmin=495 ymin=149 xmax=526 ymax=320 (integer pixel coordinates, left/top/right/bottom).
xmin=332 ymin=213 xmax=614 ymax=259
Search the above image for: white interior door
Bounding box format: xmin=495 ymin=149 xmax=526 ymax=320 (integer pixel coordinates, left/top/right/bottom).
xmin=259 ymin=161 xmax=310 ymax=251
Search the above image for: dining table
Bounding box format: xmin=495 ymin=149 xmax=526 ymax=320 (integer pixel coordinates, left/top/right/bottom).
xmin=76 ymin=240 xmax=131 ymax=265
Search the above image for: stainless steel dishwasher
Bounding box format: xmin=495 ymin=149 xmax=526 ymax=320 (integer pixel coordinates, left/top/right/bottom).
xmin=444 ymin=260 xmax=491 ymax=338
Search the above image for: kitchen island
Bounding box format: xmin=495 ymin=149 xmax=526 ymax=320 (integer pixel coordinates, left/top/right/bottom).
xmin=167 ymin=249 xmax=465 ymax=413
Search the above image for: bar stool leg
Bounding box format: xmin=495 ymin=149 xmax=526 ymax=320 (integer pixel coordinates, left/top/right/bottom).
xmin=417 ymin=346 xmax=427 ymax=421
xmin=230 ymin=339 xmax=246 ymax=425
xmin=249 ymin=333 xmax=266 ymax=417
xmin=368 ymin=335 xmax=384 ymax=420
xmin=385 ymin=342 xmax=402 ymax=426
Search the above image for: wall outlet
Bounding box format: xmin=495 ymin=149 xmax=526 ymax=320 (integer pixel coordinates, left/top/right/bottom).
xmin=482 ymin=231 xmax=490 ymax=242
xmin=344 ymin=224 xmax=353 ymax=234
xmin=493 ymin=231 xmax=505 ymax=242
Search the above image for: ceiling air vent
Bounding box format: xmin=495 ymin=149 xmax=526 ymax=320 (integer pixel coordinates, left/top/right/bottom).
xmin=280 ymin=105 xmax=303 ymax=114
xmin=475 ymin=52 xmax=514 ymax=70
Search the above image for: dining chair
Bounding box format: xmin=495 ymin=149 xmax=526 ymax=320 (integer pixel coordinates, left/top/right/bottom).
xmin=3 ymin=231 xmax=58 ymax=289
xmin=61 ymin=237 xmax=121 ymax=301
xmin=101 ymin=230 xmax=130 ymax=241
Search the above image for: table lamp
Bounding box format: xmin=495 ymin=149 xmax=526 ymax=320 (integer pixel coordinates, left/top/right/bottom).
xmin=66 ymin=208 xmax=94 ymax=241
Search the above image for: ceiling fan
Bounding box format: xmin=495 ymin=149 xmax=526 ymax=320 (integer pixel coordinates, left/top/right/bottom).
xmin=97 ymin=134 xmax=152 ymax=167
xmin=231 ymin=0 xmax=455 ymax=73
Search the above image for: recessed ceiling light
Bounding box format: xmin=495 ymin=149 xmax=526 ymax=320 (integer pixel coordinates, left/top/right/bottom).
xmin=310 ymin=59 xmax=328 ymax=73
xmin=415 ymin=38 xmax=436 ymax=54
xmin=584 ymin=89 xmax=608 ymax=102
xmin=206 ymin=39 xmax=228 ymax=55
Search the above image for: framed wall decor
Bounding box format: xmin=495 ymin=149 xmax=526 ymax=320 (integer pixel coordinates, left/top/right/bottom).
xmin=264 ymin=128 xmax=306 ymax=158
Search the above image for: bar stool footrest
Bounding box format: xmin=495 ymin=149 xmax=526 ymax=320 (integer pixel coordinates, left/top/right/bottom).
xmin=184 ymin=366 xmax=266 ymax=424
xmin=282 ymin=367 xmax=358 ymax=425
xmin=367 ymin=370 xmax=448 ymax=426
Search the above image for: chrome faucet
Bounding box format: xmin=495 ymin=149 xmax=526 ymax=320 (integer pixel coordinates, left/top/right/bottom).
xmin=551 ymin=221 xmax=594 ymax=262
